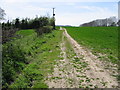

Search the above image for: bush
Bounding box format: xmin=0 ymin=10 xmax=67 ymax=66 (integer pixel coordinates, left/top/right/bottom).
xmin=2 ymin=29 xmax=18 ymax=43
xmin=35 ymin=28 xmax=43 ymax=36
xmin=43 ymin=26 xmax=52 ymax=33
xmin=35 ymin=26 xmax=52 ymax=36
xmin=2 ymin=43 xmax=26 ymax=88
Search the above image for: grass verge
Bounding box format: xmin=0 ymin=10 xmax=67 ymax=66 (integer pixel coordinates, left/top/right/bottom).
xmin=5 ymin=29 xmax=63 ymax=88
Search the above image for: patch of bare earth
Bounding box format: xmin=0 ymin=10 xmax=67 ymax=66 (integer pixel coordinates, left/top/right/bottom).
xmin=45 ymin=27 xmax=118 ymax=88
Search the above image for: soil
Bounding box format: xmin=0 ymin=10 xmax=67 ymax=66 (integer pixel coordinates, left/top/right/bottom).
xmin=45 ymin=27 xmax=118 ymax=88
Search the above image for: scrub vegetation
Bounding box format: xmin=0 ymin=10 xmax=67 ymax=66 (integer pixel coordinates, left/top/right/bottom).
xmin=3 ymin=29 xmax=63 ymax=88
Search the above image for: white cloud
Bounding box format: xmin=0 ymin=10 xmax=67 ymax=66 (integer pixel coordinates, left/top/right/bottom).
xmin=56 ymin=9 xmax=117 ymax=26
xmin=66 ymin=2 xmax=76 ymax=6
xmin=75 ymin=6 xmax=109 ymax=12
xmin=1 ymin=1 xmax=118 ymax=26
xmin=1 ymin=1 xmax=52 ymax=21
xmin=56 ymin=5 xmax=117 ymax=26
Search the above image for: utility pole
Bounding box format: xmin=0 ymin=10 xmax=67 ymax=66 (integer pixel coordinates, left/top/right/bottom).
xmin=53 ymin=8 xmax=55 ymax=29
xmin=118 ymin=1 xmax=120 ymax=26
xmin=118 ymin=1 xmax=120 ymax=21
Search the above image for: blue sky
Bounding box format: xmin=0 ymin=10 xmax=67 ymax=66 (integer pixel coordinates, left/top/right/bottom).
xmin=0 ymin=0 xmax=119 ymax=26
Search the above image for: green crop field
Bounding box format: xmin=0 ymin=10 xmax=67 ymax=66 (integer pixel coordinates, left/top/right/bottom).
xmin=65 ymin=27 xmax=118 ymax=64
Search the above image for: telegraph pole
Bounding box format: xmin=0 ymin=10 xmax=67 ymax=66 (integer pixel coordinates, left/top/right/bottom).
xmin=53 ymin=8 xmax=55 ymax=29
xmin=118 ymin=1 xmax=120 ymax=21
xmin=118 ymin=1 xmax=120 ymax=26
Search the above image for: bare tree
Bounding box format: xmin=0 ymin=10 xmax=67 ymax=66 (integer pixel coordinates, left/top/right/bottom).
xmin=0 ymin=7 xmax=5 ymax=20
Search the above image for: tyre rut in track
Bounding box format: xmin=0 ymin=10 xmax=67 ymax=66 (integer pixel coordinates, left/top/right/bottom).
xmin=45 ymin=27 xmax=118 ymax=88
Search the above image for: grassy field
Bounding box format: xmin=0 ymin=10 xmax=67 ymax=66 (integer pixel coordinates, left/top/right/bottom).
xmin=3 ymin=26 xmax=119 ymax=88
xmin=65 ymin=27 xmax=118 ymax=64
xmin=3 ymin=29 xmax=63 ymax=88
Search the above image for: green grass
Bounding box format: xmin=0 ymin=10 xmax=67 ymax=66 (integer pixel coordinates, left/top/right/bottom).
xmin=16 ymin=29 xmax=35 ymax=36
xmin=8 ymin=29 xmax=63 ymax=88
xmin=65 ymin=26 xmax=118 ymax=64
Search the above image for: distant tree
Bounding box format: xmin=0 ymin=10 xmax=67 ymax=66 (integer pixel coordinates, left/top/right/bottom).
xmin=6 ymin=20 xmax=12 ymax=29
xmin=110 ymin=22 xmax=116 ymax=26
xmin=15 ymin=18 xmax=20 ymax=28
xmin=32 ymin=20 xmax=40 ymax=29
xmin=21 ymin=19 xmax=25 ymax=29
xmin=24 ymin=18 xmax=28 ymax=29
xmin=39 ymin=17 xmax=49 ymax=27
xmin=2 ymin=22 xmax=5 ymax=29
xmin=117 ymin=20 xmax=120 ymax=26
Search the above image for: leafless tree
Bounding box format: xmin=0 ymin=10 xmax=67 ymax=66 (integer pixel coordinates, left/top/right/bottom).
xmin=0 ymin=7 xmax=5 ymax=20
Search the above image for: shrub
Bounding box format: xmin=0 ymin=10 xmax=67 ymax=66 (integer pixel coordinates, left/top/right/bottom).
xmin=2 ymin=43 xmax=26 ymax=88
xmin=2 ymin=29 xmax=18 ymax=43
xmin=35 ymin=28 xmax=43 ymax=36
xmin=35 ymin=26 xmax=52 ymax=36
xmin=42 ymin=26 xmax=52 ymax=33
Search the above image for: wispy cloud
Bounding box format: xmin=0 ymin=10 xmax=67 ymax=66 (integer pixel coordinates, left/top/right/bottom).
xmin=75 ymin=6 xmax=109 ymax=13
xmin=56 ymin=10 xmax=117 ymax=26
xmin=66 ymin=2 xmax=76 ymax=6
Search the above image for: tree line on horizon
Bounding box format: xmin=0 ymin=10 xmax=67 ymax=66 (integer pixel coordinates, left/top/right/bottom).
xmin=1 ymin=16 xmax=55 ymax=43
xmin=0 ymin=7 xmax=55 ymax=43
xmin=0 ymin=7 xmax=56 ymax=89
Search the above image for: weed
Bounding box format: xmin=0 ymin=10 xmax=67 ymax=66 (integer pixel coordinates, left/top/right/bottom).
xmin=68 ymin=78 xmax=74 ymax=84
xmin=51 ymin=77 xmax=62 ymax=79
xmin=79 ymin=79 xmax=84 ymax=83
